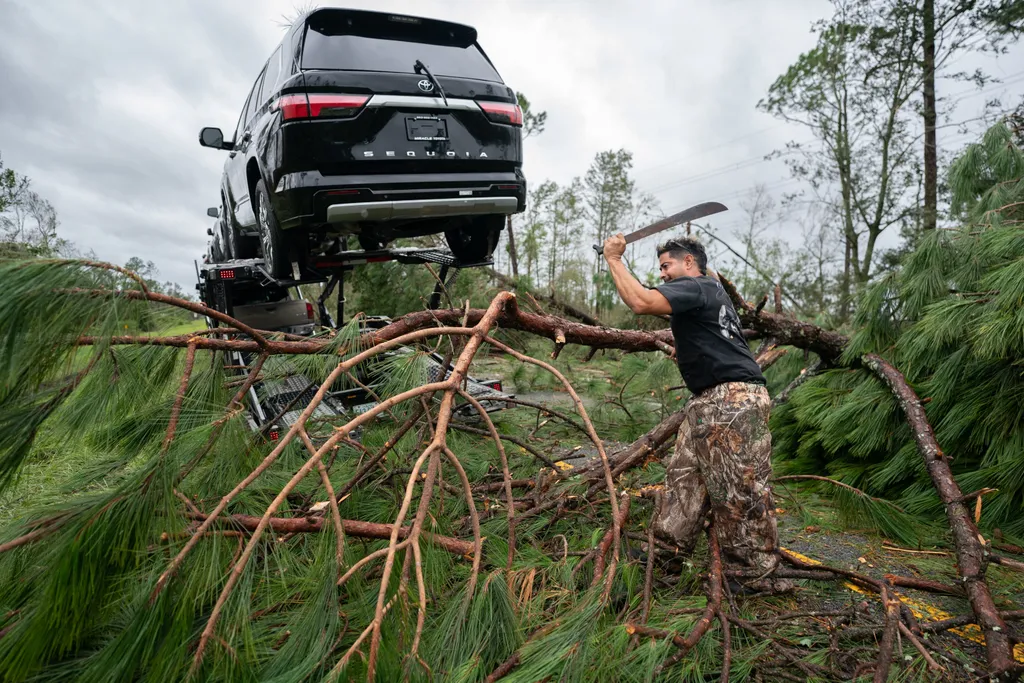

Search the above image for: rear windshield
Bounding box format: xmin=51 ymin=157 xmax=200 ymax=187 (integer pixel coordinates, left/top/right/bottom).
xmin=301 ymin=26 xmax=502 ymax=82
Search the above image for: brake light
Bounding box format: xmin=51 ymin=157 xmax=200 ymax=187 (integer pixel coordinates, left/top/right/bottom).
xmin=309 ymin=94 xmax=369 ymax=118
xmin=269 ymin=430 xmax=280 ymax=441
xmin=477 ymin=101 xmax=523 ymax=126
xmin=486 ymin=381 xmax=502 ymax=392
xmin=275 ymin=94 xmax=369 ymax=120
xmin=218 ymin=269 xmax=235 ymax=279
xmin=276 ymin=94 xmax=310 ymax=120
xmin=306 ymin=302 xmax=314 ymax=320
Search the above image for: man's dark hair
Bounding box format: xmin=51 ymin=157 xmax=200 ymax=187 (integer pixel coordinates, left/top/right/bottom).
xmin=656 ymin=237 xmax=708 ymax=274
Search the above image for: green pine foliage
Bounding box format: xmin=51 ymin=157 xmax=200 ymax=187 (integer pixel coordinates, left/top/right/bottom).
xmin=772 ymin=121 xmax=1024 ymax=540
xmin=0 ymin=257 xmax=702 ymax=681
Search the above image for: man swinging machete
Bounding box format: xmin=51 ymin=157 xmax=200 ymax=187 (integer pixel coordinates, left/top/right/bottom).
xmin=598 ymin=202 xmax=791 ymax=594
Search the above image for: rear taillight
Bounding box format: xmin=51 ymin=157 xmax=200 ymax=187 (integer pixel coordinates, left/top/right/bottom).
xmin=306 ymin=302 xmax=314 ymax=320
xmin=477 ymin=101 xmax=523 ymax=126
xmin=218 ymin=269 xmax=235 ymax=279
xmin=486 ymin=381 xmax=502 ymax=392
xmin=274 ymin=94 xmax=369 ymax=120
xmin=276 ymin=95 xmax=310 ymax=120
xmin=269 ymin=430 xmax=280 ymax=441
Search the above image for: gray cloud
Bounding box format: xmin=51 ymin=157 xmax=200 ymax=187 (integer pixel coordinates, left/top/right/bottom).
xmin=1 ymin=0 xmax=1020 ymax=288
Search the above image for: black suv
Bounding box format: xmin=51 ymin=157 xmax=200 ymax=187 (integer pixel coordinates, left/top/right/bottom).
xmin=198 ymin=8 xmax=526 ymax=278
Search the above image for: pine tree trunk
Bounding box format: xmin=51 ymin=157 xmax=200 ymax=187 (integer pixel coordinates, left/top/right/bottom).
xmin=837 ymin=87 xmax=858 ymax=322
xmin=922 ymin=0 xmax=938 ymax=231
xmin=863 ymin=354 xmax=1014 ymax=675
xmin=505 ymin=215 xmax=520 ymax=278
xmin=840 ymin=235 xmax=852 ymax=322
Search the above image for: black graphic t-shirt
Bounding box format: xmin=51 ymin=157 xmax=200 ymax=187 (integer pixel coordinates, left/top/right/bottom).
xmin=655 ymin=275 xmax=765 ymax=395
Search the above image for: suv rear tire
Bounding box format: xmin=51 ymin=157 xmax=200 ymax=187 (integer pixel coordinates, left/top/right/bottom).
xmin=444 ymin=215 xmax=504 ymax=264
xmin=255 ymin=179 xmax=290 ymax=279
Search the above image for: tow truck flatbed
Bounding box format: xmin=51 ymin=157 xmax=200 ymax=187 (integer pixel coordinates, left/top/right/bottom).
xmin=196 ymin=243 xmax=512 ymax=445
xmin=199 ymin=247 xmax=491 ymax=288
xmin=198 ymin=245 xmax=487 ymax=329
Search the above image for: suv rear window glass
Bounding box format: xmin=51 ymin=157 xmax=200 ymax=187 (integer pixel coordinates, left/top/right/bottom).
xmin=301 ymin=25 xmax=501 ymax=82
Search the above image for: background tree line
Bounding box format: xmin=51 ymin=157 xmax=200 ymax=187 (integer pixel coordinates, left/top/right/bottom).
xmin=0 ymin=154 xmax=74 ymax=261
xmin=1 ymin=154 xmax=195 ymax=328
xmin=7 ymin=0 xmax=1024 ymax=329
xmin=483 ymin=0 xmax=1023 ymax=330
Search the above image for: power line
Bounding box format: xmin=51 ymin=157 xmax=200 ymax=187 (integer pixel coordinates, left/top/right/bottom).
xmin=638 ymin=96 xmax=1018 ymax=207
xmin=648 ymin=107 xmax=1011 ymax=224
xmin=644 ymin=153 xmax=780 ymax=195
xmin=631 ymin=71 xmax=1024 ymax=200
xmin=630 ymin=123 xmax=789 ymax=178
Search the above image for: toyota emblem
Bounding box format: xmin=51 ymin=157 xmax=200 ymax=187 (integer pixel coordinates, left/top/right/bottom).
xmin=417 ymin=79 xmax=434 ymax=92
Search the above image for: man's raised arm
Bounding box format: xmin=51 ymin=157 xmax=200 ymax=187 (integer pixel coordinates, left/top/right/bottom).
xmin=602 ymin=233 xmax=672 ymax=316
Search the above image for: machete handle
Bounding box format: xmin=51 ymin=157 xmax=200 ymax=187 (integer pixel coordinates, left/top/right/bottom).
xmin=592 ymin=244 xmax=603 ymax=256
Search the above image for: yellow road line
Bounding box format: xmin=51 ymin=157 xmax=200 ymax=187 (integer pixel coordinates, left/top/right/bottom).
xmin=782 ymin=548 xmax=1024 ymax=663
xmin=547 ymin=461 xmax=1022 ymax=663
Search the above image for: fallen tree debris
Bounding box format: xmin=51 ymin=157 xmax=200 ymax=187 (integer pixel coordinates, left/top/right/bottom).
xmin=0 ymin=257 xmax=1020 ymax=681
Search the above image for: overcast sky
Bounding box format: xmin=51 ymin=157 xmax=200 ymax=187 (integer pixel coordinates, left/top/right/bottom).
xmin=1 ymin=0 xmax=1021 ymax=289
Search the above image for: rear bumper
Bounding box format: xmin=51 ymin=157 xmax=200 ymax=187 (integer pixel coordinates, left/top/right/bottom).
xmin=326 ymin=196 xmax=518 ymax=222
xmin=270 ymin=170 xmax=526 ymax=230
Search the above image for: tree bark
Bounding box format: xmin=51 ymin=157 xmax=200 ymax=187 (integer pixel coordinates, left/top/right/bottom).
xmin=862 ymin=354 xmax=1012 ymax=676
xmin=486 ymin=267 xmax=604 ymax=326
xmin=383 ymin=305 xmax=671 ymax=354
xmin=81 ymin=294 xmax=848 ymax=368
xmin=738 ymin=310 xmax=845 ymax=365
xmin=922 ymin=0 xmax=938 ymax=231
xmin=190 ymin=512 xmax=474 ymax=557
xmin=505 ymin=215 xmax=520 ymax=278
xmin=718 ymin=275 xmax=849 ymax=365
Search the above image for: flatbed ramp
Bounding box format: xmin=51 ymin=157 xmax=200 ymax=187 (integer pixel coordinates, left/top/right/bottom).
xmin=226 ymin=337 xmax=513 ymax=444
xmin=198 ymin=244 xmax=511 ymax=442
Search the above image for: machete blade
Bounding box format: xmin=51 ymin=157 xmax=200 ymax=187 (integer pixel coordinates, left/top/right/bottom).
xmin=593 ymin=201 xmax=728 ymax=254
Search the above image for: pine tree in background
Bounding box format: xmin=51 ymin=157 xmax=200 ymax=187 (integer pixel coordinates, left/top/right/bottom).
xmin=771 ymin=120 xmax=1024 ymax=539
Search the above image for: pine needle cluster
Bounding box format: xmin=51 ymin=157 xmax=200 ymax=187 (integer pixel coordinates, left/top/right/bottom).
xmin=0 ymin=259 xmax=734 ymax=681
xmin=772 ymin=120 xmax=1024 ymax=540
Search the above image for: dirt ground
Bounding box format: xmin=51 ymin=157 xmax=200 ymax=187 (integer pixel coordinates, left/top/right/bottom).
xmin=544 ymin=434 xmax=1024 ymax=680
xmin=773 ymin=494 xmax=1024 ymax=677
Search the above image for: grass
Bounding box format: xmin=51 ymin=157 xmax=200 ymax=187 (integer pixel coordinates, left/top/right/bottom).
xmin=0 ymin=433 xmax=104 ymax=525
xmin=151 ymin=317 xmax=206 ymax=337
xmin=0 ymin=315 xmax=205 ymax=525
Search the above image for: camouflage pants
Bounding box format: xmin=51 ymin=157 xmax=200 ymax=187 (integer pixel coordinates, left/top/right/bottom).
xmin=653 ymin=382 xmax=783 ymax=582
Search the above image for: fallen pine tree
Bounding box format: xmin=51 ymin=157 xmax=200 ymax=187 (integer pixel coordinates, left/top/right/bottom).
xmin=0 ymin=122 xmax=1021 ymax=682
xmin=769 ymin=122 xmax=1024 ymax=540
xmin=0 ymin=262 xmax=1018 ymax=681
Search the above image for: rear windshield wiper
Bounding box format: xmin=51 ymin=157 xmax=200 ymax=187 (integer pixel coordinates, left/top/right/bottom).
xmin=414 ymin=59 xmax=448 ymax=106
